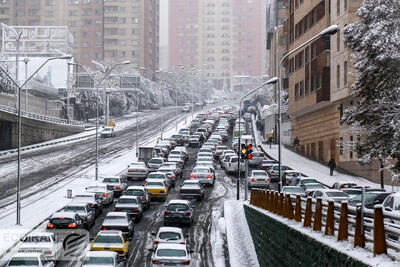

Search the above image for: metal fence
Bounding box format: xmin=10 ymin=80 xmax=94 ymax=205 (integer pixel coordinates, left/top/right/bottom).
xmin=250 ymin=189 xmax=400 ymax=257
xmin=0 ymin=104 xmax=85 ymax=126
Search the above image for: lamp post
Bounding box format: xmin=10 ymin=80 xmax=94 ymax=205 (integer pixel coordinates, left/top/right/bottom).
xmin=0 ymin=54 xmax=72 ymax=225
xmin=23 ymin=58 xmax=29 ymax=112
xmin=277 ymin=25 xmax=339 ymax=192
xmin=92 ymin=60 xmax=131 ymax=181
xmin=237 ymin=77 xmax=279 ymax=200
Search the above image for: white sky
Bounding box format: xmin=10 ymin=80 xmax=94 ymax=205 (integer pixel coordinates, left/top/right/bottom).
xmin=160 ymin=0 xmax=169 ymax=46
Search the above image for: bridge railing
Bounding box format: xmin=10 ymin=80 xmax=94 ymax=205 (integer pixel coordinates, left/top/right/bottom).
xmin=250 ymin=189 xmax=400 ymax=257
xmin=0 ymin=104 xmax=85 ymax=127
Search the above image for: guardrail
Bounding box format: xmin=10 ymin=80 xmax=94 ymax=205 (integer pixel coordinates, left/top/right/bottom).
xmin=249 ymin=189 xmax=400 ymax=257
xmin=0 ymin=104 xmax=86 ymax=126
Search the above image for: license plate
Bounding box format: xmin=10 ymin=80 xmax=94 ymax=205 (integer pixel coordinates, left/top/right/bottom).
xmin=165 ymin=263 xmax=177 ymax=266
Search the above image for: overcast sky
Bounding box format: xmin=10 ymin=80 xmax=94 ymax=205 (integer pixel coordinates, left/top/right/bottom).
xmin=160 ymin=0 xmax=168 ymax=46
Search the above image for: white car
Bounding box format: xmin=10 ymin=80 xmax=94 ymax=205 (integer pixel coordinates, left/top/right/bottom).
xmin=248 ymin=170 xmax=270 ymax=189
xmin=310 ymin=189 xmax=349 ymax=202
xmin=127 ymin=162 xmax=149 ymax=179
xmin=225 ymin=156 xmax=245 ymax=174
xmin=148 ymin=158 xmax=167 ymax=172
xmin=152 ymin=227 xmax=187 ymax=247
xmin=100 ymin=126 xmax=115 ymax=138
xmin=6 ymin=252 xmax=55 ymax=267
xmin=151 ymin=243 xmax=193 ymax=266
xmin=18 ymin=233 xmax=62 ymax=262
xmin=82 ymin=251 xmax=124 ymax=267
xmin=85 ymin=185 xmax=114 ymax=206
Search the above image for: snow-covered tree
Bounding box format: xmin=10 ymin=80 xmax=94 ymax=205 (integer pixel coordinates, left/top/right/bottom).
xmin=343 ymin=0 xmax=400 ymax=179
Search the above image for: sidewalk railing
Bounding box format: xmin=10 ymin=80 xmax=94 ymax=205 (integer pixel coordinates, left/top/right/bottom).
xmin=250 ymin=189 xmax=400 ymax=257
xmin=0 ymin=104 xmax=85 ymax=127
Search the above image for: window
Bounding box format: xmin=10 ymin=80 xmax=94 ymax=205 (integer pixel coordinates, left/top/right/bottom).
xmin=339 ymin=103 xmax=343 ymax=124
xmin=339 ymin=137 xmax=343 ymax=155
xmin=337 ymin=30 xmax=340 ymax=51
xmin=337 ymin=0 xmax=340 ymax=16
xmin=305 ymin=46 xmax=309 ymax=63
xmin=299 ymin=81 xmax=304 ymax=98
xmin=344 ymin=61 xmax=348 ymax=86
xmin=295 ymin=83 xmax=299 ymax=100
xmin=350 ymin=136 xmax=353 ymax=159
xmin=336 ymin=65 xmax=340 ymax=89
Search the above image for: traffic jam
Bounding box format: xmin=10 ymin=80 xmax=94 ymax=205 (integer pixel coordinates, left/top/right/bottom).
xmin=4 ymin=105 xmax=254 ymax=267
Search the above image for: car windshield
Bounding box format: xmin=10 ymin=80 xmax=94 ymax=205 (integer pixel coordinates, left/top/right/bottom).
xmin=283 ymin=187 xmax=304 ymax=193
xmin=146 ymin=182 xmax=164 ymax=187
xmin=125 ymin=189 xmax=144 ymax=196
xmin=157 ymin=249 xmax=186 ymax=257
xmin=253 ymin=171 xmax=266 ymax=177
xmin=159 ymin=232 xmax=181 ymax=240
xmin=167 ymin=203 xmax=189 ymax=211
xmin=102 ymin=178 xmax=119 ymax=183
xmin=23 ymin=236 xmax=51 ymax=243
xmin=103 ymin=128 xmax=111 ymax=132
xmin=94 ymin=235 xmax=122 ymax=244
xmin=350 ymin=193 xmax=377 ymax=202
xmin=343 ymin=189 xmax=362 ymax=196
xmin=74 ymin=196 xmax=93 ymax=202
xmin=217 ymin=147 xmax=227 ymax=151
xmin=148 ymin=173 xmax=165 ymax=179
xmin=301 ymin=179 xmax=317 ymax=184
xmin=193 ymin=168 xmax=209 ymax=174
xmin=170 ymin=151 xmax=181 ymax=155
xmin=172 ymin=135 xmax=181 ymax=139
xmin=306 ymin=184 xmax=324 ymax=189
xmin=252 ymin=153 xmax=263 ymax=157
xmin=83 ymin=256 xmax=114 ymax=265
xmin=50 ymin=218 xmax=74 ymax=224
xmin=64 ymin=206 xmax=86 ymax=212
xmin=118 ymin=198 xmax=137 ymax=204
xmin=149 ymin=159 xmax=163 ymax=164
xmin=104 ymin=216 xmax=127 ymax=224
xmin=326 ymin=191 xmax=348 ymax=197
xmin=8 ymin=258 xmax=39 ymax=266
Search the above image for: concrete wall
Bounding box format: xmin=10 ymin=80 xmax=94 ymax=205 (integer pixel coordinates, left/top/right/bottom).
xmin=0 ymin=110 xmax=83 ymax=149
xmin=244 ymin=204 xmax=368 ymax=267
xmin=0 ymin=92 xmax=62 ymax=117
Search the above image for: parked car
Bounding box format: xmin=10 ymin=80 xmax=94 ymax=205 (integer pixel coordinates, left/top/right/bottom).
xmin=81 ymin=251 xmax=124 ymax=267
xmin=18 ymin=232 xmax=62 ymax=262
xmin=72 ymin=193 xmax=103 ymax=216
xmin=101 ymin=177 xmax=128 ymax=197
xmin=382 ymin=192 xmax=400 ymax=213
xmin=101 ymin=212 xmax=134 ymax=239
xmin=151 ymin=227 xmax=188 ymax=247
xmin=63 ymin=202 xmax=96 ymax=229
xmin=190 ymin=166 xmax=215 ymax=185
xmin=46 ymin=212 xmax=85 ymax=230
xmin=126 ymin=162 xmax=149 ymax=179
xmin=310 ymin=189 xmax=349 ymax=202
xmin=331 ymin=181 xmax=358 ymax=190
xmin=163 ymin=200 xmax=194 ymax=226
xmin=348 ymin=192 xmax=391 ymax=209
xmin=248 ymin=151 xmax=265 ymax=167
xmin=124 ymin=186 xmax=151 ymax=210
xmin=114 ymin=196 xmax=144 ymax=222
xmin=150 ymin=243 xmax=193 ymax=266
xmin=179 ymin=180 xmax=205 ymax=200
xmin=144 ymin=179 xmax=169 ymax=201
xmin=90 ymin=230 xmax=130 ymax=259
xmin=6 ymin=253 xmax=55 ymax=267
xmin=282 ymin=186 xmax=305 ymax=196
xmin=248 ymin=170 xmax=270 ymax=189
xmin=85 ymin=185 xmax=114 ymax=207
xmin=100 ymin=126 xmax=115 ymax=138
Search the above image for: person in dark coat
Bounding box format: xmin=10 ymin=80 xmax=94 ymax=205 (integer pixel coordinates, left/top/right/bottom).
xmin=268 ymin=136 xmax=273 ymax=148
xmin=328 ymin=159 xmax=336 ymax=176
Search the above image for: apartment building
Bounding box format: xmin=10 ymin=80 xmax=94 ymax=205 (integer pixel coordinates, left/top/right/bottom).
xmin=169 ymin=0 xmax=265 ymax=90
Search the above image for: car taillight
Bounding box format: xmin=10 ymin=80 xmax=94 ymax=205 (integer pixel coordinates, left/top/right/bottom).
xmin=164 ymin=210 xmax=169 ymax=215
xmin=103 ymin=193 xmax=108 ymax=197
xmin=185 ymin=211 xmax=192 ymax=216
xmin=180 ymin=260 xmax=191 ymax=265
xmin=154 ymin=240 xmax=160 ymax=245
xmin=115 ymin=186 xmax=121 ymax=190
xmin=271 ymin=171 xmax=275 ymax=174
xmin=141 ymin=196 xmax=146 ymax=201
xmin=47 ymin=223 xmax=54 ymax=229
xmin=251 ymin=178 xmax=255 ymax=182
xmin=266 ymin=179 xmax=270 ymax=183
xmin=206 ymin=174 xmax=212 ymax=178
xmin=160 ymin=190 xmax=165 ymax=193
xmin=68 ymin=223 xmax=77 ymax=228
xmin=191 ymin=174 xmax=196 ymax=178
xmin=102 ymin=227 xmax=107 ymax=230
xmin=339 ymin=185 xmax=343 ymax=189
xmin=173 ymin=169 xmax=177 ymax=173
xmin=114 ymin=207 xmax=119 ymax=211
xmin=171 ymin=175 xmax=176 ymax=179
xmin=43 ymin=250 xmax=52 ymax=255
xmin=152 ymin=260 xmax=163 ymax=264
xmin=180 ymin=241 xmax=186 ymax=244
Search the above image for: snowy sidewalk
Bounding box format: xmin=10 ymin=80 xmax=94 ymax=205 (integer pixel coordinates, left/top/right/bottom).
xmin=261 ymin=143 xmax=399 ymax=191
xmin=224 ymin=200 xmax=259 ymax=267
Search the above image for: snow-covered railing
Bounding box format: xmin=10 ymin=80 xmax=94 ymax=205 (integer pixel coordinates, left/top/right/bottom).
xmin=250 ymin=189 xmax=400 ymax=258
xmin=0 ymin=104 xmax=85 ymax=126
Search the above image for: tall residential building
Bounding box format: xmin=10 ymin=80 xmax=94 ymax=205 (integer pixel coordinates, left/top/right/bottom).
xmin=169 ymin=0 xmax=266 ymax=90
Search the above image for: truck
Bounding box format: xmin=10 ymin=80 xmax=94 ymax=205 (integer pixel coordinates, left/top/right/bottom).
xmin=138 ymin=146 xmax=156 ymax=164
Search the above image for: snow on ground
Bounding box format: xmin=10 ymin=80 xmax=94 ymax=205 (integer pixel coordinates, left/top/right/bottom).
xmin=224 ymin=200 xmax=260 ymax=267
xmin=0 ymin=111 xmax=193 ymax=259
xmin=210 ymin=208 xmax=226 ymax=267
xmin=248 ymin=203 xmax=399 ymax=266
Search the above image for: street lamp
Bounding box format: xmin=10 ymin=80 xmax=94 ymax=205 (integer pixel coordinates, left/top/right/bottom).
xmin=92 ymin=60 xmax=131 ymax=181
xmin=237 ymin=77 xmax=279 ymax=200
xmin=277 ymin=24 xmax=339 ymax=192
xmin=0 ymin=54 xmax=72 ymax=225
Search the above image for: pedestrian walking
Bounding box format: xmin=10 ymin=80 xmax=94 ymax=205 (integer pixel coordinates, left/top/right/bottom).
xmin=268 ymin=136 xmax=273 ymax=148
xmin=293 ymin=137 xmax=300 ymax=150
xmin=328 ymin=159 xmax=336 ymax=176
